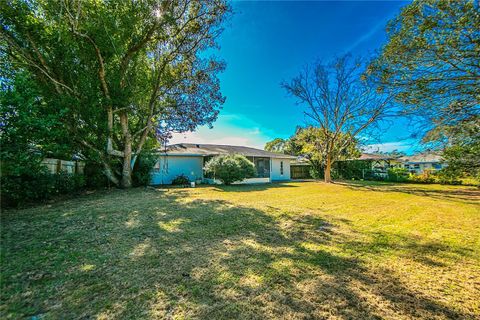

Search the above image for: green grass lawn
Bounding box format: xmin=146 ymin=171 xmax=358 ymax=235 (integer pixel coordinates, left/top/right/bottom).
xmin=1 ymin=181 xmax=479 ymax=319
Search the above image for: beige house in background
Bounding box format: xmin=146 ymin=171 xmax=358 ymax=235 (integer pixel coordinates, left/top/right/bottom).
xmin=355 ymin=152 xmax=445 ymax=175
xmin=399 ymin=152 xmax=445 ymax=174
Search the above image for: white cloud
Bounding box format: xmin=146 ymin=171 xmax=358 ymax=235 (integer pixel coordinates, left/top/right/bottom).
xmin=344 ymin=18 xmax=388 ymax=54
xmin=169 ymin=113 xmax=277 ymax=149
xmin=248 ymin=127 xmax=261 ymax=135
xmin=170 ymin=131 xmax=253 ymax=147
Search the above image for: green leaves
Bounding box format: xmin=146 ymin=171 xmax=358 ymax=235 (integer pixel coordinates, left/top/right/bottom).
xmin=368 ymin=0 xmax=480 ymax=137
xmin=2 ymin=0 xmax=230 ymax=186
xmin=204 ymin=154 xmax=256 ymax=185
xmin=295 ymin=127 xmax=360 ymax=166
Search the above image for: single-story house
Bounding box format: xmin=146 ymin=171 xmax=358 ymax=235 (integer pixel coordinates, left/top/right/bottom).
xmin=398 ymin=152 xmax=445 ymax=174
xmin=151 ymin=143 xmax=296 ymax=185
xmin=356 ymin=153 xmax=400 ymax=175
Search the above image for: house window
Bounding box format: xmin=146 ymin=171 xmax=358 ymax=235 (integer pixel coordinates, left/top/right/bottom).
xmin=414 ymin=164 xmax=420 ymax=169
xmin=280 ymin=161 xmax=284 ymax=175
xmin=253 ymin=157 xmax=270 ymax=178
xmin=433 ymin=163 xmax=442 ymax=169
xmin=153 ymin=160 xmax=160 ymax=172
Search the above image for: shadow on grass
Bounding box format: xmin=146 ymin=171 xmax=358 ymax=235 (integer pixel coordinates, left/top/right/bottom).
xmin=1 ymin=188 xmax=475 ymax=319
xmin=337 ymin=180 xmax=480 ymax=205
xmin=208 ymin=181 xmax=299 ymax=193
xmin=341 ymin=230 xmax=476 ymax=268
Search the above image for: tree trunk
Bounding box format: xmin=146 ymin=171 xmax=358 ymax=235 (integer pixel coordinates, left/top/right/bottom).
xmin=324 ymin=155 xmax=332 ymax=183
xmin=120 ymin=151 xmax=133 ymax=189
xmin=120 ymin=112 xmax=133 ymax=188
xmin=121 ymin=143 xmax=132 ymax=188
xmin=121 ymin=151 xmax=132 ymax=188
xmin=103 ymin=162 xmax=120 ymax=186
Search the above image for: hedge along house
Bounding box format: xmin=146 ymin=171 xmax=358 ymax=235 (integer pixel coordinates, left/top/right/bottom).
xmin=290 ymin=153 xmax=406 ymax=180
xmin=151 ymin=143 xmax=296 ymax=185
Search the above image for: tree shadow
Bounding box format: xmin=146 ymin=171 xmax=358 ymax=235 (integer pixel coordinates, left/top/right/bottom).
xmin=338 ymin=180 xmax=480 ymax=205
xmin=1 ymin=188 xmax=476 ymax=319
xmin=207 ymin=182 xmax=299 ymax=193
xmin=341 ymin=229 xmax=476 ymax=268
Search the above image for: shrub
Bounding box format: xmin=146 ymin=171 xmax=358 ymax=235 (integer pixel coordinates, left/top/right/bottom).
xmin=309 ymin=167 xmax=323 ymax=179
xmin=54 ymin=171 xmax=86 ymax=193
xmin=334 ymin=160 xmax=371 ymax=180
xmin=408 ymin=170 xmax=436 ymax=184
xmin=387 ymin=167 xmax=409 ymax=182
xmin=171 ymin=174 xmax=190 ymax=186
xmin=132 ymin=152 xmax=157 ymax=187
xmin=435 ymin=170 xmax=462 ymax=185
xmin=84 ymin=162 xmax=110 ymax=188
xmin=204 ymin=154 xmax=256 ymax=185
xmin=1 ymin=171 xmax=85 ymax=208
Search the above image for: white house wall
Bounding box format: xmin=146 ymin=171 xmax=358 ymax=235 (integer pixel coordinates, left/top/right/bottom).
xmin=151 ymin=155 xmax=203 ymax=185
xmin=271 ymin=158 xmax=291 ymax=181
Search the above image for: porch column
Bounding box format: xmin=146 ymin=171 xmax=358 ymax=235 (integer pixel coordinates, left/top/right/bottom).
xmin=270 ymin=158 xmax=272 ymax=182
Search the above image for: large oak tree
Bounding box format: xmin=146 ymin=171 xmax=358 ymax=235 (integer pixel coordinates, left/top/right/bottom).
xmin=1 ymin=0 xmax=229 ymax=187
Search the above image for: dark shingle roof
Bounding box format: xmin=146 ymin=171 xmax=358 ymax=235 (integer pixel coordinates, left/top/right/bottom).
xmin=157 ymin=143 xmax=297 ymax=159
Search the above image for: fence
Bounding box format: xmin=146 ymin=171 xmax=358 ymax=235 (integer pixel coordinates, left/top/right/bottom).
xmin=41 ymin=158 xmax=85 ymax=175
xmin=290 ymin=165 xmax=313 ymax=179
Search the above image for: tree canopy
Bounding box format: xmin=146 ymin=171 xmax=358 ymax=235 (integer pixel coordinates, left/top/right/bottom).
xmin=295 ymin=127 xmax=360 ymax=176
xmin=367 ymin=0 xmax=480 ymax=140
xmin=1 ymin=0 xmax=230 ymax=187
xmin=441 ymin=117 xmax=480 ymax=179
xmin=264 ymin=138 xmax=288 ymax=153
xmin=0 ymin=72 xmax=72 ymax=175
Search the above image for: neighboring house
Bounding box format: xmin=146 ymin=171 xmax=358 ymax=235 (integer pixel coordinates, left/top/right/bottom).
xmin=151 ymin=143 xmax=296 ymax=185
xmin=354 ymin=153 xmax=446 ymax=175
xmin=356 ymin=153 xmax=400 ymax=176
xmin=399 ymin=152 xmax=445 ymax=174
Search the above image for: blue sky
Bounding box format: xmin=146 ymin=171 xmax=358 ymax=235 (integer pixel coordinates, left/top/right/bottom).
xmin=171 ymin=0 xmax=417 ymax=153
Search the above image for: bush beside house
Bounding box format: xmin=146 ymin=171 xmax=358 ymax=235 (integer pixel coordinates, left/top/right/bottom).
xmin=171 ymin=174 xmax=190 ymax=186
xmin=132 ymin=152 xmax=158 ymax=187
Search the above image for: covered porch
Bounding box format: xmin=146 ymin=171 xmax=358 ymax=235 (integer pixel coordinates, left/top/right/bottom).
xmin=202 ymin=155 xmax=273 ymax=183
